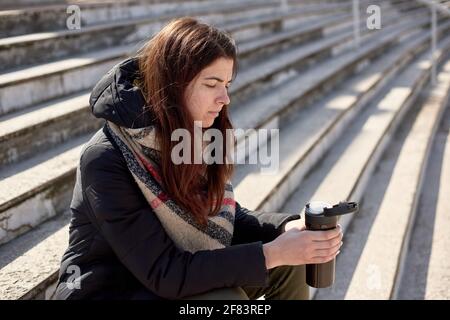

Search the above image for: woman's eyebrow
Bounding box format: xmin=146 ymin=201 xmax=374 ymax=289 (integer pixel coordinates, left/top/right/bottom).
xmin=204 ymin=76 xmax=232 ymax=83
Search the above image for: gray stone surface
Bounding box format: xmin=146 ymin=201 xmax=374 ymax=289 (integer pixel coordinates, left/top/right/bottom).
xmin=0 ymin=1 xmax=278 ymax=71
xmin=236 ymin=18 xmax=449 ymax=213
xmin=0 ymin=134 xmax=88 ymax=245
xmin=344 ymin=59 xmax=450 ymax=300
xmin=313 ymin=100 xmax=422 ymax=299
xmin=0 ymin=210 xmax=70 ymax=300
xmin=281 ymin=39 xmax=450 ymax=300
xmin=398 ymin=99 xmax=450 ymax=299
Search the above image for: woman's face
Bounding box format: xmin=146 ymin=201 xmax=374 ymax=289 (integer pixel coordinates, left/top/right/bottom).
xmin=184 ymin=57 xmax=233 ymax=128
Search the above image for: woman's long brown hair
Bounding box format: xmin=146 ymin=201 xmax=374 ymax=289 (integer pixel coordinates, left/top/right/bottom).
xmin=137 ymin=17 xmax=238 ymax=226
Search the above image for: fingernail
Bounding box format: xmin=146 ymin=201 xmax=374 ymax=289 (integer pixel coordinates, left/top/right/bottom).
xmin=340 ymin=241 xmax=343 ymax=246
xmin=337 ymin=250 xmax=341 ymax=255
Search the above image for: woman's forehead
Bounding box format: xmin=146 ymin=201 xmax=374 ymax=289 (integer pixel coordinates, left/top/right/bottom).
xmin=200 ymin=58 xmax=234 ymax=79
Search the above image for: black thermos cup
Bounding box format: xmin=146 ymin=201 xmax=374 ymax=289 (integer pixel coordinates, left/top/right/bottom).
xmin=305 ymin=200 xmax=358 ymax=288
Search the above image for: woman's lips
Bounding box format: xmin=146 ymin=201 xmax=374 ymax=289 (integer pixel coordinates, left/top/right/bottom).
xmin=208 ymin=111 xmax=220 ymax=117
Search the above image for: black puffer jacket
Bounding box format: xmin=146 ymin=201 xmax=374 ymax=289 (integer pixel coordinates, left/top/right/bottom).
xmin=53 ymin=58 xmax=300 ymax=300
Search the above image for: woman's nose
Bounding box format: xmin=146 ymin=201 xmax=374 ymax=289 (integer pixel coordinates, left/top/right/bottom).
xmin=217 ymin=88 xmax=230 ymax=106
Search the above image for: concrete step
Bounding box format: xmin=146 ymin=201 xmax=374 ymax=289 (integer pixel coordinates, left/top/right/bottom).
xmin=234 ymin=0 xmax=418 ymax=69
xmin=0 ymin=134 xmax=89 ymax=246
xmin=0 ymin=0 xmax=165 ymax=10
xmin=0 ymin=0 xmax=411 ymax=72
xmin=0 ymin=210 xmax=70 ymax=300
xmin=233 ymin=22 xmax=450 ymax=214
xmin=224 ymin=2 xmax=356 ymax=43
xmin=0 ymin=8 xmax=430 ymax=168
xmin=397 ymin=101 xmax=450 ymax=300
xmin=0 ymin=8 xmax=362 ymax=115
xmin=334 ymin=59 xmax=450 ymax=300
xmin=232 ymin=6 xmax=428 ymax=106
xmin=279 ymin=37 xmax=450 ymax=300
xmin=0 ymin=45 xmax=128 ymax=117
xmin=227 ymin=11 xmax=351 ymax=69
xmin=392 ymin=0 xmax=445 ymax=13
xmin=0 ymin=0 xmax=266 ymax=38
xmin=230 ymin=13 xmax=439 ymax=152
xmin=0 ymin=0 xmax=282 ymax=71
xmin=0 ymin=0 xmax=79 ymax=10
xmin=0 ymin=8 xmax=374 ymax=117
xmin=0 ymin=92 xmax=98 ymax=167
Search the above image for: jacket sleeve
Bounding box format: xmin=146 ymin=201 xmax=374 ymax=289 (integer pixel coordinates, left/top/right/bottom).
xmin=231 ymin=202 xmax=301 ymax=245
xmin=80 ymin=143 xmax=269 ymax=299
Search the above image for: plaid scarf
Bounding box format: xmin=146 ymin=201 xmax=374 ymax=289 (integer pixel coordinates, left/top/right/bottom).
xmin=105 ymin=121 xmax=236 ymax=253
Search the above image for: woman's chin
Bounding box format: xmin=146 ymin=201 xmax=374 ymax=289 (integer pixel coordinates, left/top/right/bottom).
xmin=201 ymin=118 xmax=215 ymax=128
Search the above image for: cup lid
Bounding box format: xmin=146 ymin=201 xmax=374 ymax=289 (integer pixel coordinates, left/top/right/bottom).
xmin=307 ymin=201 xmax=331 ymax=215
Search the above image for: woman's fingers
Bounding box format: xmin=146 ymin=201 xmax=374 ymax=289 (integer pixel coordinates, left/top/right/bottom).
xmin=313 ymin=236 xmax=342 ymax=250
xmin=311 ymin=225 xmax=342 ymax=242
xmin=314 ymin=241 xmax=343 ymax=256
xmin=311 ymin=250 xmax=341 ymax=264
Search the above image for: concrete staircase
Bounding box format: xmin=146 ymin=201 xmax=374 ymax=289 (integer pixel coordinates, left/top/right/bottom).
xmin=0 ymin=0 xmax=449 ymax=300
xmin=278 ymin=2 xmax=450 ymax=299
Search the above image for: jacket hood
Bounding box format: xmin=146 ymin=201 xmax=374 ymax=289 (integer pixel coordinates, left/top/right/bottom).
xmin=89 ymin=57 xmax=155 ymax=129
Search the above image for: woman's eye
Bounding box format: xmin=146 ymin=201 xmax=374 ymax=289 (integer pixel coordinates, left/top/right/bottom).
xmin=205 ymin=84 xmax=231 ymax=90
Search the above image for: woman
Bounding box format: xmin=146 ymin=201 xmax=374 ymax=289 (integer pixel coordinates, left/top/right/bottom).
xmin=53 ymin=17 xmax=343 ymax=300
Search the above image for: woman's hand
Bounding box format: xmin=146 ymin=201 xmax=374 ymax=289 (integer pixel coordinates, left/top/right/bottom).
xmin=282 ymin=218 xmax=306 ymax=232
xmin=263 ymin=224 xmax=343 ymax=269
